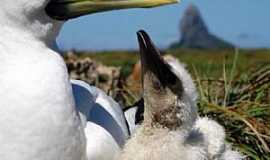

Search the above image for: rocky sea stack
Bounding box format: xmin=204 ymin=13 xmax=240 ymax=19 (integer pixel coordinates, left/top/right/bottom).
xmin=170 ymin=4 xmax=234 ymax=49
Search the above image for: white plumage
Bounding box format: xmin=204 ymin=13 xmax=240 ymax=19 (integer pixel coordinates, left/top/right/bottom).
xmin=0 ymin=1 xmax=128 ymax=159
xmin=122 ymin=57 xmax=244 ymax=160
xmin=120 ymin=31 xmax=244 ymax=160
xmin=125 ymin=106 xmax=139 ymax=134
xmin=165 ymin=56 xmax=244 ymax=160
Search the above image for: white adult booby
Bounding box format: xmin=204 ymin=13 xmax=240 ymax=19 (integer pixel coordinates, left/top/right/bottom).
xmin=120 ymin=30 xmax=243 ymax=160
xmin=0 ymin=0 xmax=178 ymax=160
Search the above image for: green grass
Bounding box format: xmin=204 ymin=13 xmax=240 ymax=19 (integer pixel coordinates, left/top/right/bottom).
xmin=70 ymin=48 xmax=270 ymax=78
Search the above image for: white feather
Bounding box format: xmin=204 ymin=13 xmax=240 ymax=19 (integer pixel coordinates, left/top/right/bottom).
xmin=0 ymin=1 xmax=128 ymax=159
xmin=71 ymin=80 xmax=129 ymax=150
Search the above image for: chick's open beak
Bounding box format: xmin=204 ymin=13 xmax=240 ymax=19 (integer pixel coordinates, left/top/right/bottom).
xmin=46 ymin=0 xmax=179 ymax=20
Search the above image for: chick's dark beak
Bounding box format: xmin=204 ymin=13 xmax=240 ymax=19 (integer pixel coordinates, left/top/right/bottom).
xmin=136 ymin=30 xmax=179 ymax=88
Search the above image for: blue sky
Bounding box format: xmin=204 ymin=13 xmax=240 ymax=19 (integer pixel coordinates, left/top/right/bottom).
xmin=57 ymin=0 xmax=270 ymax=51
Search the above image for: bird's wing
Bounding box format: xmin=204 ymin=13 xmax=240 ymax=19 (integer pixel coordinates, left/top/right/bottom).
xmin=124 ymin=107 xmax=137 ymax=135
xmin=87 ymin=86 xmax=129 ymax=140
xmin=192 ymin=117 xmax=244 ymax=159
xmin=85 ymin=122 xmax=121 ymax=160
xmin=71 ymin=80 xmax=95 ymax=126
xmin=193 ymin=117 xmax=226 ymax=158
xmin=124 ymin=98 xmax=145 ymax=135
xmin=71 ymin=80 xmax=129 ymax=147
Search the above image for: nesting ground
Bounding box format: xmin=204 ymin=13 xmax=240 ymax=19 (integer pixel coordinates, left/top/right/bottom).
xmin=64 ymin=48 xmax=270 ymax=160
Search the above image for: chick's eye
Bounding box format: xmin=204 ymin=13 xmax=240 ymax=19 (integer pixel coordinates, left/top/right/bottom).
xmin=152 ymin=79 xmax=162 ymax=91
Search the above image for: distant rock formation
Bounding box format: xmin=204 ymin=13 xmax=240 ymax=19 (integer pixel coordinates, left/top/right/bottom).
xmin=170 ymin=4 xmax=234 ymax=49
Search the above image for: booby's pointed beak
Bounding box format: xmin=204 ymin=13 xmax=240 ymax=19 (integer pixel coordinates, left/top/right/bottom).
xmin=46 ymin=0 xmax=179 ymax=20
xmin=137 ymin=30 xmax=180 ymax=88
